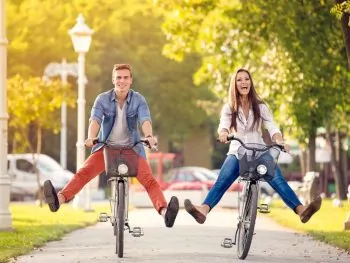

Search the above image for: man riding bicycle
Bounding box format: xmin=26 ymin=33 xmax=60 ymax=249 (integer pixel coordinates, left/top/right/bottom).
xmin=43 ymin=63 xmax=179 ymax=228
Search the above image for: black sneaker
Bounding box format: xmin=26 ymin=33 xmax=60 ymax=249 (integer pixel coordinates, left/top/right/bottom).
xmin=164 ymin=196 xmax=179 ymax=228
xmin=43 ymin=180 xmax=60 ymax=212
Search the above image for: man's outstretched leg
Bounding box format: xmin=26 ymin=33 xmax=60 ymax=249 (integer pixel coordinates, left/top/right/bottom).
xmin=44 ymin=150 xmax=105 ymax=212
xmin=137 ymin=157 xmax=179 ymax=227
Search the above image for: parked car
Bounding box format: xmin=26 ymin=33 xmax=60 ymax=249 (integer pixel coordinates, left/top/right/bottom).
xmin=7 ymin=153 xmax=73 ymax=201
xmin=165 ymin=166 xmax=242 ymax=191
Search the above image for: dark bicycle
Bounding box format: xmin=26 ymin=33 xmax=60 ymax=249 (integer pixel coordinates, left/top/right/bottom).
xmin=220 ymin=135 xmax=284 ymax=260
xmin=96 ymin=139 xmax=156 ymax=258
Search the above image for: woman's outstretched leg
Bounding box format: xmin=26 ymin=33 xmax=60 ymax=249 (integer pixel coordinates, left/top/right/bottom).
xmin=268 ymin=166 xmax=321 ymax=223
xmin=184 ymin=155 xmax=240 ymax=224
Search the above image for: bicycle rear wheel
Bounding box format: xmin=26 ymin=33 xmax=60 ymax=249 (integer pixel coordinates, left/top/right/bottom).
xmin=237 ymin=183 xmax=258 ymax=260
xmin=116 ymin=181 xmax=125 ymax=258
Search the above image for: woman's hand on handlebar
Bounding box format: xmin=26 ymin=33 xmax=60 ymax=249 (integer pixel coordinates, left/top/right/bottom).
xmin=218 ymin=130 xmax=229 ymax=143
xmin=279 ymin=142 xmax=290 ymax=153
xmin=85 ymin=137 xmax=98 ymax=148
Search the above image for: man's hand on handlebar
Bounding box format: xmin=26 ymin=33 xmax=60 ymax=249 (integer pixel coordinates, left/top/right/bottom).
xmin=85 ymin=137 xmax=98 ymax=148
xmin=144 ymin=135 xmax=158 ymax=151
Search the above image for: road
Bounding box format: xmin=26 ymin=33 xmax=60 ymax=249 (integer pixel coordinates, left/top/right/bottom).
xmin=12 ymin=208 xmax=350 ymax=263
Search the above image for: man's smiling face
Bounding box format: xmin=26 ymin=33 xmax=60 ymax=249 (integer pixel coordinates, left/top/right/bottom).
xmin=113 ymin=69 xmax=133 ymax=94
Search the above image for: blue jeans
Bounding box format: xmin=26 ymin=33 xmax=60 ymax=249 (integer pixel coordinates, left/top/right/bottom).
xmin=203 ymin=154 xmax=302 ymax=212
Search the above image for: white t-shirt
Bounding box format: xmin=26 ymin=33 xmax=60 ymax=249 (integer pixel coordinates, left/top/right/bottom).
xmin=217 ymin=103 xmax=281 ymax=156
xmin=107 ymin=101 xmax=131 ymax=146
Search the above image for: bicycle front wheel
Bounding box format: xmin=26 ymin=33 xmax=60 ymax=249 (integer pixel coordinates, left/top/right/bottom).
xmin=237 ymin=183 xmax=258 ymax=260
xmin=116 ymin=181 xmax=125 ymax=258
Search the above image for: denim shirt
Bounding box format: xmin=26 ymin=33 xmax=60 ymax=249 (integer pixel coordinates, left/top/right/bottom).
xmin=90 ymin=88 xmax=151 ymax=158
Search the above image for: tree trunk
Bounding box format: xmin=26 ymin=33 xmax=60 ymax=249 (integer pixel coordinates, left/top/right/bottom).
xmin=12 ymin=135 xmax=16 ymax=153
xmin=35 ymin=126 xmax=43 ymax=207
xmin=336 ymin=131 xmax=347 ymax=199
xmin=327 ymin=128 xmax=347 ymax=200
xmin=334 ymin=0 xmax=350 ymax=198
xmin=340 ymin=134 xmax=349 ymax=189
xmin=307 ymin=129 xmax=316 ymax=172
xmin=335 ymin=0 xmax=350 ymax=67
xmin=319 ymin=163 xmax=326 ymax=194
xmin=299 ymin=148 xmax=307 ymax=177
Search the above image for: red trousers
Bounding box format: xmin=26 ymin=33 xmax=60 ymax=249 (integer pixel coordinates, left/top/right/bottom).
xmin=59 ymin=149 xmax=167 ymax=214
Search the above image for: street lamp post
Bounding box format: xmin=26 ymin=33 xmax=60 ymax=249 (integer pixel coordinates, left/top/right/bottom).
xmin=43 ymin=59 xmax=79 ymax=170
xmin=69 ymin=14 xmax=93 ymax=211
xmin=0 ymin=0 xmax=12 ymax=231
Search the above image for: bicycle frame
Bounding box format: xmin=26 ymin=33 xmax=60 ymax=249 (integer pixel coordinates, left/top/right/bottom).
xmin=237 ymin=179 xmax=264 ymax=220
xmin=232 ymin=179 xmax=257 ymax=231
xmin=97 ymin=140 xmax=149 ymax=258
xmin=238 ymin=179 xmax=254 ymax=219
xmin=109 ymin=177 xmax=130 ymax=230
xmin=220 ymin=135 xmax=284 ymax=260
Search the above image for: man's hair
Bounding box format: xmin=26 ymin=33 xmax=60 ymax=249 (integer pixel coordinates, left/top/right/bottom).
xmin=112 ymin=64 xmax=133 ymax=80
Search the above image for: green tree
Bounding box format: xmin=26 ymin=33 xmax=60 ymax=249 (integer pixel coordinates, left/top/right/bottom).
xmin=7 ymin=0 xmax=216 ymax=171
xmin=7 ymin=75 xmax=76 ymax=205
xmin=332 ymin=1 xmax=350 ymax=66
xmin=157 ymin=0 xmax=350 ymax=198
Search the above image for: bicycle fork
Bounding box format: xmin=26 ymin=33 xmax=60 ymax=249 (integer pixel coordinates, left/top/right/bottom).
xmin=221 ymin=180 xmax=271 ymax=249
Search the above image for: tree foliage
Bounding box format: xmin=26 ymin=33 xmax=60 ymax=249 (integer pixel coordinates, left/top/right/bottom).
xmin=7 ymin=75 xmax=76 ymax=205
xmin=156 ymin=0 xmax=350 ymax=198
xmin=332 ymin=0 xmax=350 ymax=23
xmin=157 ymin=0 xmax=349 ymax=145
xmin=7 ymin=75 xmax=76 ymax=152
xmin=7 ymin=0 xmax=215 ymax=170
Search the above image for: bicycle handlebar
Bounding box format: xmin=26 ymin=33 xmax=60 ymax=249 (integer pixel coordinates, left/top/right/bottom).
xmin=92 ymin=138 xmax=159 ymax=152
xmin=219 ymin=134 xmax=285 ymax=152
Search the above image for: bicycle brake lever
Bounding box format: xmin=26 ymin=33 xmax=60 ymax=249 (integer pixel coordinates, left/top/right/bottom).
xmin=151 ymin=145 xmax=158 ymax=152
xmin=150 ymin=142 xmax=159 ymax=152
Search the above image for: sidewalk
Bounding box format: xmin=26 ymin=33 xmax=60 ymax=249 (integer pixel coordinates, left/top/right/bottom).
xmin=11 ymin=208 xmax=350 ymax=263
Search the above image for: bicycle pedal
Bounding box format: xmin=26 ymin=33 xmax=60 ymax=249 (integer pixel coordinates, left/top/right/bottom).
xmin=258 ymin=203 xmax=270 ymax=213
xmin=131 ymin=227 xmax=144 ymax=237
xmin=221 ymin=238 xmax=233 ymax=248
xmin=98 ymin=212 xmax=109 ymax=222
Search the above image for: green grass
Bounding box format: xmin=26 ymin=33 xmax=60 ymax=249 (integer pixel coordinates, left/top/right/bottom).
xmin=0 ymin=203 xmax=110 ymax=263
xmin=3 ymin=200 xmax=349 ymax=262
xmin=266 ymin=199 xmax=350 ymax=252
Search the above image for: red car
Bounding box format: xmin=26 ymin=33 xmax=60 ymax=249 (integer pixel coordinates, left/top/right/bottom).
xmin=164 ymin=166 xmax=242 ymax=192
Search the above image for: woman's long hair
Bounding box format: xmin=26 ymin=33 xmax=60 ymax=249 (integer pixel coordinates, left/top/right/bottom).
xmin=228 ymin=68 xmax=264 ymax=132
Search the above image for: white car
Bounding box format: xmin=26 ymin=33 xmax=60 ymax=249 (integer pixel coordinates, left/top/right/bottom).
xmin=7 ymin=153 xmax=73 ymax=201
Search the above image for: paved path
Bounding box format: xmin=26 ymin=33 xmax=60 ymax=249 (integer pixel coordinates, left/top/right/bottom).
xmin=12 ymin=208 xmax=350 ymax=263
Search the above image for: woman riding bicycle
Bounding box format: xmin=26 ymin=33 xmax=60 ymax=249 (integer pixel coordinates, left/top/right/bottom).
xmin=184 ymin=68 xmax=321 ymax=224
